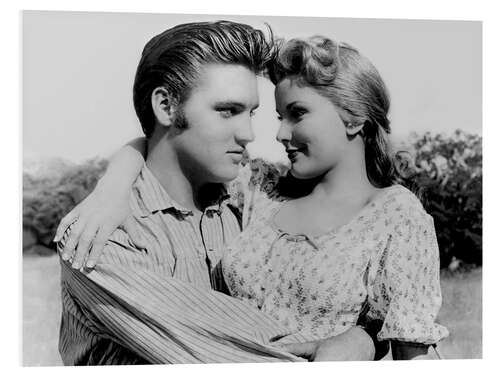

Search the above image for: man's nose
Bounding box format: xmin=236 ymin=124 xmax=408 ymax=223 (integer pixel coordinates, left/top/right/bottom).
xmin=235 ymin=116 xmax=255 ymax=145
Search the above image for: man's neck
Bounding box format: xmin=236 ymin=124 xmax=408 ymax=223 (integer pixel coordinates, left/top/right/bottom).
xmin=145 ymin=136 xmax=202 ymax=213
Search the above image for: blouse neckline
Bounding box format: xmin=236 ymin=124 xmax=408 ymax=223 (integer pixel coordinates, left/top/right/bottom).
xmin=268 ymin=184 xmax=403 ymax=240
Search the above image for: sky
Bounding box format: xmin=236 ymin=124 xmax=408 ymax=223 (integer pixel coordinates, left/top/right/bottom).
xmin=23 ymin=11 xmax=482 ymax=164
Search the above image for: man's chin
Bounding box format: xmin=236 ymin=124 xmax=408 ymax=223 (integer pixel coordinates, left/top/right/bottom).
xmin=214 ymin=166 xmax=240 ymax=183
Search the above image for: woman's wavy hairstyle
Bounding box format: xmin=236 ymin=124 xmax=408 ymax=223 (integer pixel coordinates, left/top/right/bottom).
xmin=269 ymin=36 xmax=411 ymax=190
xmin=133 ymin=21 xmax=275 ymax=138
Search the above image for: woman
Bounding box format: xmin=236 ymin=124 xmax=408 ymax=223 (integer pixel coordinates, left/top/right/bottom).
xmin=56 ymin=36 xmax=448 ymax=360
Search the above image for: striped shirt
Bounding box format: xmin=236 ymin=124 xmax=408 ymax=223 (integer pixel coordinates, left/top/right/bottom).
xmin=59 ymin=166 xmax=305 ymax=365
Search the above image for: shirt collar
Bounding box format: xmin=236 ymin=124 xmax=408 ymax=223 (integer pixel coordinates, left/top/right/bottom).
xmin=134 ymin=165 xmax=231 ymax=218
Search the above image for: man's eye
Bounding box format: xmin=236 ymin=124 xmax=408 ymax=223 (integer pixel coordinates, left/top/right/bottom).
xmin=218 ymin=109 xmax=233 ymax=118
xmin=217 ymin=108 xmax=239 ymax=118
xmin=250 ymin=110 xmax=256 ymax=118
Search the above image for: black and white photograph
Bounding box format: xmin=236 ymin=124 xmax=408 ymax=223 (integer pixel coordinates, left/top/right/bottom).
xmin=20 ymin=8 xmax=483 ymax=367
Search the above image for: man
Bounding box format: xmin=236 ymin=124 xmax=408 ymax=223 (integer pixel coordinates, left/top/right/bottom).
xmin=58 ymin=21 xmax=378 ymax=365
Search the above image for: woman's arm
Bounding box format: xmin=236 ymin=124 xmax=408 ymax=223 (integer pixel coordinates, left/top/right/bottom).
xmin=279 ymin=326 xmax=375 ymax=361
xmin=56 ymin=137 xmax=147 ymax=269
xmin=367 ymin=200 xmax=449 ymax=359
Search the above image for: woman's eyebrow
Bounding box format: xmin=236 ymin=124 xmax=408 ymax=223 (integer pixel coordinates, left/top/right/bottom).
xmin=275 ymin=101 xmax=299 ymax=114
xmin=285 ymin=101 xmax=301 ymax=110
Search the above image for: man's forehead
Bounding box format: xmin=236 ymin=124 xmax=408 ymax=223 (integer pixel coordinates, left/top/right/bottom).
xmin=193 ymin=63 xmax=259 ymax=104
xmin=196 ymin=63 xmax=257 ymax=86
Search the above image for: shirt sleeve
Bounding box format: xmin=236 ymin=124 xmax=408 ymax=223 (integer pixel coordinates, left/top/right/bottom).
xmin=367 ymin=205 xmax=449 ymax=345
xmin=60 ymin=231 xmax=304 ymax=364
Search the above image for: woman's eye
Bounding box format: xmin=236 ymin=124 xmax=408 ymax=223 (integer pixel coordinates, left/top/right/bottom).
xmin=290 ymin=109 xmax=306 ymax=119
xmin=277 ymin=115 xmax=283 ymax=121
xmin=250 ymin=110 xmax=256 ymax=118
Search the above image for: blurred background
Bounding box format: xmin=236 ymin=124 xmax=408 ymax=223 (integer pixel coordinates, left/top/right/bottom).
xmin=22 ymin=11 xmax=482 ymax=365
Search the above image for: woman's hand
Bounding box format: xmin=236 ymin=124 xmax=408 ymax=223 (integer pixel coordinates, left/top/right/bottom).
xmin=279 ymin=327 xmax=375 ymax=361
xmin=54 ymin=185 xmax=143 ymax=269
xmin=55 ymin=137 xmax=147 ymax=269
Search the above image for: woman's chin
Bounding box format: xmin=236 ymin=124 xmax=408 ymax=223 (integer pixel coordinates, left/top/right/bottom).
xmin=290 ymin=169 xmax=305 ymax=179
xmin=290 ymin=165 xmax=325 ymax=180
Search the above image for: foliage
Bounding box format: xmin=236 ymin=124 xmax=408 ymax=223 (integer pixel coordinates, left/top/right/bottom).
xmin=408 ymin=130 xmax=482 ymax=267
xmin=22 ymin=158 xmax=108 ymax=247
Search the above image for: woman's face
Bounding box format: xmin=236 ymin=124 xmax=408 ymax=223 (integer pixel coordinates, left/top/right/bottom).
xmin=275 ymin=78 xmax=350 ymax=179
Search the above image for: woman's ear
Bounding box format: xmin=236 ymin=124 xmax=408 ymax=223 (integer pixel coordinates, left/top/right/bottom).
xmin=151 ymin=87 xmax=176 ymax=128
xmin=345 ymin=122 xmax=365 ymax=137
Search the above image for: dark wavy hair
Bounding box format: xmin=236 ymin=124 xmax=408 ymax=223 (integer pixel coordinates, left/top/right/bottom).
xmin=133 ymin=21 xmax=275 ymax=138
xmin=269 ymin=36 xmax=413 ymax=192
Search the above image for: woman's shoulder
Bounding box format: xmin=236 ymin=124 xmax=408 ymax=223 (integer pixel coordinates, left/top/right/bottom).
xmin=382 ymin=184 xmax=427 ymax=213
xmin=376 ymin=184 xmax=434 ymax=228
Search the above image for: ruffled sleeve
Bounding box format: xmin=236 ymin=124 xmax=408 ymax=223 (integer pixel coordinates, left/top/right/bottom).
xmin=367 ymin=195 xmax=449 ymax=344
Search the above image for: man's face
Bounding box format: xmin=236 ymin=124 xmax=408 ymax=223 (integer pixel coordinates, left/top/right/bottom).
xmin=172 ymin=64 xmax=258 ymax=185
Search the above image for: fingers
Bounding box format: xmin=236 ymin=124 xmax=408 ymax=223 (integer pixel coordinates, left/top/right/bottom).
xmin=71 ymin=223 xmax=100 ymax=269
xmin=85 ymin=225 xmax=113 ymax=269
xmin=60 ymin=217 xmax=87 ymax=262
xmin=54 ymin=209 xmax=79 ymax=243
xmin=279 ymin=342 xmax=317 ymax=358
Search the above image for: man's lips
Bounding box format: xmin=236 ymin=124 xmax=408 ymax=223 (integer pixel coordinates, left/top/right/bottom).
xmin=226 ymin=149 xmax=245 ymax=162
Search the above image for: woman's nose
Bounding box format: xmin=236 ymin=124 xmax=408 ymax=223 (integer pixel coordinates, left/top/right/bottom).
xmin=276 ymin=122 xmax=292 ymax=145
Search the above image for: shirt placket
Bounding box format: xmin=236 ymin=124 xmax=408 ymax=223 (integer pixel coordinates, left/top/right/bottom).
xmin=202 ymin=203 xmax=230 ymax=290
xmin=174 ymin=209 xmax=210 ymax=288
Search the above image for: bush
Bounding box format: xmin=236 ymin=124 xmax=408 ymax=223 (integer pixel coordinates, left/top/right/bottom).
xmin=23 ymin=158 xmax=108 ymax=248
xmin=408 ymin=130 xmax=482 ymax=268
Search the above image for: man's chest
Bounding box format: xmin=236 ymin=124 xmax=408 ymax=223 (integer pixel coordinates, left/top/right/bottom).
xmin=142 ymin=208 xmax=241 ymax=287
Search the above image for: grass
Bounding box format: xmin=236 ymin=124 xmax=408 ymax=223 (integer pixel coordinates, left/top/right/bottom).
xmin=22 ymin=254 xmax=482 ymax=365
xmin=23 ymin=254 xmax=63 ymax=366
xmin=437 ymin=268 xmax=482 ymax=359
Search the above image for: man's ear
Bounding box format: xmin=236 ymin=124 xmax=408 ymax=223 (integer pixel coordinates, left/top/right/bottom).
xmin=151 ymin=87 xmax=176 ymax=128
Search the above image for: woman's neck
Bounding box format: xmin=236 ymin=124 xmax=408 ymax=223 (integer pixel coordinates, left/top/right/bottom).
xmin=311 ymin=146 xmax=375 ymax=204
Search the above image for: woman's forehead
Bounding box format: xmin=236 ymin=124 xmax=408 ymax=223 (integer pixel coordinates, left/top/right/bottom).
xmin=275 ymin=78 xmax=320 ymax=103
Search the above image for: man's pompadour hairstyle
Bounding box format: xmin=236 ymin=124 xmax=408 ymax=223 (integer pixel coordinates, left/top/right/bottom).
xmin=133 ymin=21 xmax=275 ymax=138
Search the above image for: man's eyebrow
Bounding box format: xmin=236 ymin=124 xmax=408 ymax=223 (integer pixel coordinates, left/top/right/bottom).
xmin=213 ymin=101 xmax=259 ymax=110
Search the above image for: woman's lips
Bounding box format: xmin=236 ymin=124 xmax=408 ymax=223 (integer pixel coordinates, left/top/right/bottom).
xmin=286 ymin=148 xmax=305 ymax=162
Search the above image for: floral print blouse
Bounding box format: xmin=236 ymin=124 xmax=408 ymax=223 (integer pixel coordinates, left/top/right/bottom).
xmin=222 ymin=181 xmax=449 ymax=345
